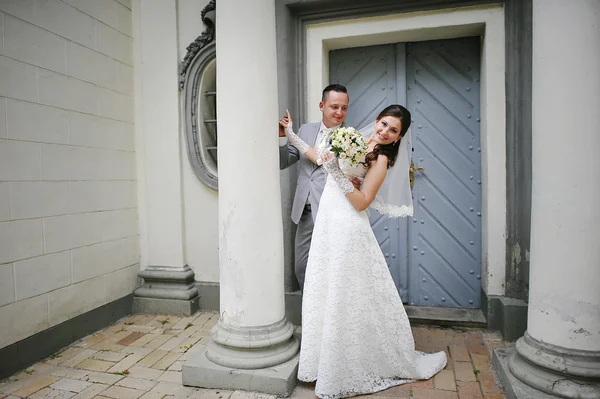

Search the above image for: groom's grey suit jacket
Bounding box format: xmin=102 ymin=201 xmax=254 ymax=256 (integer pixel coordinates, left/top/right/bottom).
xmin=279 ymin=122 xmax=326 ymax=224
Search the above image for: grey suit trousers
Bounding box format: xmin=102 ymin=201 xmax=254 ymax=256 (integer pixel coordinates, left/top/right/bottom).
xmin=279 ymin=122 xmax=325 ymax=291
xmin=295 ymin=205 xmax=314 ymax=291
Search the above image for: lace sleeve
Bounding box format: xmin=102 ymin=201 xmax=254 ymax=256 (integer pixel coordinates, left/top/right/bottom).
xmin=323 ymin=157 xmax=354 ymax=194
xmin=285 ymin=122 xmax=310 ymax=154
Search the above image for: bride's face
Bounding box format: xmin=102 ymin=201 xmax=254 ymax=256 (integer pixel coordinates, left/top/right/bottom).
xmin=372 ymin=116 xmax=402 ymax=145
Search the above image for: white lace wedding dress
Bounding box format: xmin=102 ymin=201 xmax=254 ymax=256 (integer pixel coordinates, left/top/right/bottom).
xmin=298 ymin=156 xmax=447 ymax=399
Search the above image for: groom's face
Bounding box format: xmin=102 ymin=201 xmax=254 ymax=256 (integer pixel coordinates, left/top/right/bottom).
xmin=319 ymin=91 xmax=349 ymax=128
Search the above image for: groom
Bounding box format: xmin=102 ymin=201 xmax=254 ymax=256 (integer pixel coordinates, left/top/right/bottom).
xmin=279 ymin=84 xmax=349 ymax=291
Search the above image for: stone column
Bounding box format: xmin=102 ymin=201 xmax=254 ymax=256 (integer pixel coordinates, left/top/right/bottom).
xmin=182 ymin=0 xmax=299 ymax=395
xmin=132 ymin=0 xmax=198 ymax=315
xmin=508 ymin=1 xmax=600 ymax=397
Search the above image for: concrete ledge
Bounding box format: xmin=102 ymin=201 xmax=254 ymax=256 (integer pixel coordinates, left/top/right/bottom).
xmin=482 ymin=292 xmax=528 ymax=341
xmin=492 ymin=348 xmax=556 ymax=399
xmin=133 ymin=296 xmax=199 ymax=316
xmin=405 ymin=305 xmax=487 ymax=328
xmin=196 ymin=282 xmax=220 ymax=311
xmin=183 ymin=347 xmax=299 ymax=397
xmin=284 ymin=291 xmax=302 ymax=326
xmin=0 ymin=294 xmax=133 ymax=379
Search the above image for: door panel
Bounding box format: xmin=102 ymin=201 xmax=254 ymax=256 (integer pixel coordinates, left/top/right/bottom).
xmin=407 ymin=37 xmax=482 ymax=308
xmin=328 ymin=38 xmax=482 ymax=308
xmin=329 ymin=44 xmax=409 ymax=302
xmin=330 ymin=44 xmax=397 ymax=129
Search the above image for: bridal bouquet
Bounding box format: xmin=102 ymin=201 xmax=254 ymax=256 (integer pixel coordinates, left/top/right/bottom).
xmin=328 ymin=127 xmax=367 ymax=166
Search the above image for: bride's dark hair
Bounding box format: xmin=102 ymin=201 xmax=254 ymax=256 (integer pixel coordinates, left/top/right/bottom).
xmin=364 ymin=104 xmax=411 ymax=169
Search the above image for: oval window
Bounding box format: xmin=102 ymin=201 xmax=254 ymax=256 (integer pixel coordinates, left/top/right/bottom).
xmin=181 ymin=4 xmax=217 ymax=190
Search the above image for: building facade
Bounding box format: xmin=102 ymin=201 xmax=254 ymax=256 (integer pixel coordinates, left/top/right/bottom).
xmin=1 ymin=0 xmax=598 ymax=397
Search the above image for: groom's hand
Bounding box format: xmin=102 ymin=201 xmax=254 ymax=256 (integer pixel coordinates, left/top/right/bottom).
xmin=279 ymin=109 xmax=292 ymax=137
xmin=279 ymin=116 xmax=287 ymax=137
xmin=278 ymin=121 xmax=286 ymax=137
xmin=279 ymin=116 xmax=288 ymax=137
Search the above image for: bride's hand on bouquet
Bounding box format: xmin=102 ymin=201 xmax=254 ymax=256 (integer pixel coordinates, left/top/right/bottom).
xmin=316 ymin=149 xmax=335 ymax=166
xmin=320 ymin=150 xmax=335 ymax=164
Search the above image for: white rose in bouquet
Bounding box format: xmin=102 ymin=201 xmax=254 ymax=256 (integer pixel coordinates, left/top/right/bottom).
xmin=327 ymin=127 xmax=367 ymax=166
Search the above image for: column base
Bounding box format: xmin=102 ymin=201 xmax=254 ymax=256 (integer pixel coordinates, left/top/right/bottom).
xmin=182 ymin=346 xmax=299 ymax=396
xmin=507 ymin=333 xmax=600 ymax=398
xmin=493 ymin=347 xmax=558 ymax=399
xmin=133 ymin=265 xmax=199 ymax=316
xmin=207 ymin=317 xmax=300 ymax=369
xmin=182 ymin=317 xmax=300 ymax=396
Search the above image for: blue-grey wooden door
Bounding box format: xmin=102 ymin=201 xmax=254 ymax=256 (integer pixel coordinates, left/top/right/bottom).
xmin=406 ymin=38 xmax=482 ymax=308
xmin=329 ymin=37 xmax=481 ymax=308
xmin=330 ymin=43 xmax=409 ymax=302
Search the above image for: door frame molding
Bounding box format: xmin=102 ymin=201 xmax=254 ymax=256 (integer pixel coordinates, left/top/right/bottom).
xmin=305 ymin=5 xmax=505 ymax=298
xmin=293 ymin=4 xmax=507 ymax=298
xmin=276 ymin=0 xmax=533 ymax=311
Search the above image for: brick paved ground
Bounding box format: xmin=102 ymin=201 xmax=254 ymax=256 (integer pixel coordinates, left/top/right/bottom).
xmin=0 ymin=312 xmax=509 ymax=399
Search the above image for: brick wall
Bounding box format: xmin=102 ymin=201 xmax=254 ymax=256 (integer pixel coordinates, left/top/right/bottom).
xmin=0 ymin=0 xmax=139 ymax=349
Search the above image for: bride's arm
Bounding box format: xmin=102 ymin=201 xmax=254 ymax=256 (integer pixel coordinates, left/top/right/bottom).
xmin=344 ymin=155 xmax=388 ymax=212
xmin=282 ymin=110 xmax=320 ymax=165
xmin=323 ymin=153 xmax=388 ymax=212
xmin=287 ymin=124 xmax=320 ymax=165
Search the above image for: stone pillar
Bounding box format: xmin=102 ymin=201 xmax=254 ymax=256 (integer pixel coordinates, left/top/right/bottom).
xmin=508 ymin=1 xmax=600 ymax=397
xmin=132 ymin=0 xmax=198 ymax=315
xmin=182 ymin=0 xmax=299 ymax=395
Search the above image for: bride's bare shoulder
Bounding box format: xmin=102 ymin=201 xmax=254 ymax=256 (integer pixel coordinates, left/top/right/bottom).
xmin=372 ymin=154 xmax=389 ymax=169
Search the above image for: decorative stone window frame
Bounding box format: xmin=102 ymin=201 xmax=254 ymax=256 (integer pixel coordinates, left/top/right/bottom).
xmin=180 ymin=1 xmax=218 ymax=191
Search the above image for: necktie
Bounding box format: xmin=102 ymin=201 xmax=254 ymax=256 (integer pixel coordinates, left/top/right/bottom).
xmin=316 ymin=128 xmax=332 ymax=151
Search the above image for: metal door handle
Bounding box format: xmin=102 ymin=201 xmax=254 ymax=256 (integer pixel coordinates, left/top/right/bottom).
xmin=409 ymin=160 xmax=424 ymax=189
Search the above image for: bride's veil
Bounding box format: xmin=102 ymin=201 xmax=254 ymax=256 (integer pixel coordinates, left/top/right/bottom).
xmin=358 ymin=121 xmax=414 ymax=218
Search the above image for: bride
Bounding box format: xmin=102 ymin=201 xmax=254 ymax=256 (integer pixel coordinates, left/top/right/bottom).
xmin=283 ymin=104 xmax=447 ymax=399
